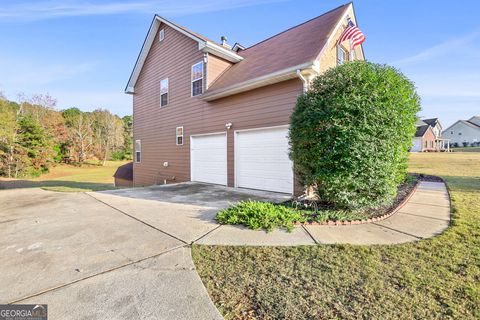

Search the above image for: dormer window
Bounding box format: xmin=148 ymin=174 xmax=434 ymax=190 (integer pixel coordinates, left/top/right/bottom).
xmin=191 ymin=62 xmax=204 ymax=96
xmin=159 ymin=29 xmax=165 ymax=42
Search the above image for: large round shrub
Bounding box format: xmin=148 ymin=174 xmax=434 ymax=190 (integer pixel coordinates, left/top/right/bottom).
xmin=289 ymin=61 xmax=420 ymax=209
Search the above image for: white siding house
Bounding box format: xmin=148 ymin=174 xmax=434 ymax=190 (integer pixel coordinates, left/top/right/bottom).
xmin=442 ymin=116 xmax=480 ymax=146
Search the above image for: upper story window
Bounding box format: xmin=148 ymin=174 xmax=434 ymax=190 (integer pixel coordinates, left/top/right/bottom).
xmin=159 ymin=29 xmax=165 ymax=42
xmin=337 ymin=45 xmax=348 ymax=65
xmin=135 ymin=140 xmax=141 ymax=163
xmin=160 ymin=78 xmax=168 ymax=107
xmin=191 ymin=62 xmax=204 ymax=96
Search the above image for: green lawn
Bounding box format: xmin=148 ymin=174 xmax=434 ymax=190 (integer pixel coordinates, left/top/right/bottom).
xmin=0 ymin=160 xmax=129 ymax=192
xmin=192 ymin=153 xmax=480 ymax=319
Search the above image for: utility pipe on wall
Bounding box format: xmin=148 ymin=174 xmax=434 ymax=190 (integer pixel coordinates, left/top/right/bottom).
xmin=296 ymin=69 xmax=308 ymax=93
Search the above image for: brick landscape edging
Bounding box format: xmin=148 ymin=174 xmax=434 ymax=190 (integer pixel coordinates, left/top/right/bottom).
xmin=294 ymin=180 xmax=421 ymax=226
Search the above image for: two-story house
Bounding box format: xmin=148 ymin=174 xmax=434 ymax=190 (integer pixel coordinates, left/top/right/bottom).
xmin=411 ymin=118 xmax=450 ymax=152
xmin=125 ymin=2 xmax=364 ymax=195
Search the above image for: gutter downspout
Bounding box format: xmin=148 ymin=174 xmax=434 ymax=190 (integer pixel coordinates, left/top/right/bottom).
xmin=297 ymin=69 xmax=308 ymax=93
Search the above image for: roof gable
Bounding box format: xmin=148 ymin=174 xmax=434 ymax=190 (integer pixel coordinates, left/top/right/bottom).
xmin=443 ymin=119 xmax=480 ymax=133
xmin=415 ymin=125 xmax=430 ymax=137
xmin=125 ymin=15 xmax=243 ymax=94
xmin=422 ymin=118 xmax=438 ymax=127
xmin=468 ymin=115 xmax=480 ymax=126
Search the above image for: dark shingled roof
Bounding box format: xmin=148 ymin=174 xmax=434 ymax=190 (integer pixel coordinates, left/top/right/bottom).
xmin=464 ymin=120 xmax=480 ymax=129
xmin=114 ymin=162 xmax=133 ymax=181
xmin=415 ymin=125 xmax=430 ymax=137
xmin=422 ymin=118 xmax=438 ymax=127
xmin=207 ymin=3 xmax=350 ymax=92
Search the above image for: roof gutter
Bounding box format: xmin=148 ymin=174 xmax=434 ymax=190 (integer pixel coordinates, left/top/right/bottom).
xmin=201 ymin=61 xmax=319 ymax=101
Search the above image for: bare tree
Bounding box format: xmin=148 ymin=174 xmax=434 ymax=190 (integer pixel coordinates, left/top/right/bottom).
xmin=93 ymin=109 xmax=124 ymax=166
xmin=69 ymin=112 xmax=94 ymax=163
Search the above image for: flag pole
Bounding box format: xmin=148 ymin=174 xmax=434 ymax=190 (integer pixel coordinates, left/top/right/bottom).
xmin=347 ymin=17 xmax=354 ymax=61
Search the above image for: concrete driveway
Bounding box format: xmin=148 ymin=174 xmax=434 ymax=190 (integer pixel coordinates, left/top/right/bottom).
xmin=0 ymin=183 xmax=289 ymax=319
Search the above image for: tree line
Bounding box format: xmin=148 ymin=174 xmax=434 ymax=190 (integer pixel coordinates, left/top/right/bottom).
xmin=0 ymin=93 xmax=132 ymax=178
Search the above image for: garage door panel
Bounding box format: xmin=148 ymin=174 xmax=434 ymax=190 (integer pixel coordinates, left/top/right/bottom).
xmin=238 ymin=154 xmax=291 ymax=163
xmin=191 ymin=134 xmax=227 ymax=185
xmin=238 ymin=165 xmax=293 ymax=177
xmin=236 ymin=127 xmax=293 ymax=194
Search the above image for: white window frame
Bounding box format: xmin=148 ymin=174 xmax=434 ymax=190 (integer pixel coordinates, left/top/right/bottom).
xmin=176 ymin=126 xmax=184 ymax=146
xmin=160 ymin=78 xmax=168 ymax=107
xmin=159 ymin=29 xmax=165 ymax=42
xmin=135 ymin=139 xmax=141 ymax=163
xmin=337 ymin=45 xmax=347 ymax=65
xmin=191 ymin=61 xmax=204 ymax=97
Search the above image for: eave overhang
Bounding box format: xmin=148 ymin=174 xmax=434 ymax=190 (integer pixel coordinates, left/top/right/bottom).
xmin=200 ymin=61 xmax=320 ymax=101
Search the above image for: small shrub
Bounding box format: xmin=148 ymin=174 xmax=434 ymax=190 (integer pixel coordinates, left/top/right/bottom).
xmin=111 ymin=151 xmax=126 ymax=161
xmin=290 ymin=61 xmax=420 ymax=209
xmin=217 ymin=200 xmax=368 ymax=231
xmin=216 ymin=200 xmax=306 ymax=232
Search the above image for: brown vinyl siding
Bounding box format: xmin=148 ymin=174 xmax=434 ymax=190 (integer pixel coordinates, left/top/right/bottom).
xmin=206 ymin=54 xmax=232 ymax=87
xmin=133 ymin=23 xmax=303 ymax=190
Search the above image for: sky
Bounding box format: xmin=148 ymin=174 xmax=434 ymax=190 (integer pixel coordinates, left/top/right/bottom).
xmin=0 ymin=0 xmax=478 ymax=129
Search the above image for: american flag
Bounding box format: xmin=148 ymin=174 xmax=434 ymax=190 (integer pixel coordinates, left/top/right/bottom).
xmin=338 ymin=20 xmax=365 ymax=49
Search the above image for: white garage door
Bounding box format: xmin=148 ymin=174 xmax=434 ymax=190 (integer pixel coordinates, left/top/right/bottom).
xmin=236 ymin=127 xmax=293 ymax=194
xmin=190 ymin=133 xmax=227 ymax=185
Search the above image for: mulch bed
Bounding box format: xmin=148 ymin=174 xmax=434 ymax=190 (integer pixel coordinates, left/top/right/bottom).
xmin=294 ymin=174 xmax=442 ymax=226
xmin=417 ymin=174 xmax=444 ymax=182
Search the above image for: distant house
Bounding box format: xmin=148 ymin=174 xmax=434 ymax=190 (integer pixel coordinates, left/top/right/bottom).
xmin=411 ymin=118 xmax=450 ymax=152
xmin=442 ymin=116 xmax=480 ymax=147
xmin=412 ymin=123 xmax=436 ymax=152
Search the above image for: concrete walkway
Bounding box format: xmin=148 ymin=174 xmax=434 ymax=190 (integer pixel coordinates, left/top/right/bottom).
xmin=1 ymin=181 xmax=450 ymax=319
xmin=195 ymin=181 xmax=451 ymax=246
